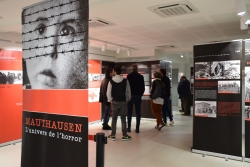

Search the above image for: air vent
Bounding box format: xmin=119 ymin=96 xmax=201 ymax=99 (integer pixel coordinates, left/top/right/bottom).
xmin=15 ymin=41 xmax=22 ymax=44
xmin=89 ymin=18 xmax=115 ymax=28
xmin=157 ymin=45 xmax=176 ymax=48
xmin=148 ymin=1 xmax=199 ymax=18
xmin=0 ymin=39 xmax=11 ymax=43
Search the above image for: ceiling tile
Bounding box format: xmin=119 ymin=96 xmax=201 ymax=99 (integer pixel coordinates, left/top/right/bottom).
xmin=176 ymin=17 xmax=209 ymax=26
xmin=100 ymin=29 xmax=128 ymax=35
xmin=216 ymin=21 xmax=239 ymax=28
xmin=147 ymin=21 xmax=178 ymax=30
xmin=186 ymin=24 xmax=216 ymax=31
xmin=122 ymin=26 xmax=152 ymax=33
xmin=210 ymin=12 xmax=238 ymax=23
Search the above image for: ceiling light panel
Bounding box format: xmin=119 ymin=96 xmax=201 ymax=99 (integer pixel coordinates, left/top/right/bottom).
xmin=89 ymin=18 xmax=115 ymax=28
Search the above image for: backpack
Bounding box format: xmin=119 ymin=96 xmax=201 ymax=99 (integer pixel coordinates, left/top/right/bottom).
xmin=151 ymin=81 xmax=167 ymax=100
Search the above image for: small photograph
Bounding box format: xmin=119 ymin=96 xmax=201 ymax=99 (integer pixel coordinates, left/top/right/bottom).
xmin=88 ymin=88 xmax=100 ymax=102
xmin=245 ymin=106 xmax=250 ymax=121
xmin=245 ymin=67 xmax=250 ymax=101
xmin=88 ymin=74 xmax=101 ymax=82
xmin=218 ymin=80 xmax=240 ymax=94
xmin=195 ymin=60 xmax=240 ymax=79
xmin=151 ymin=64 xmax=160 ymax=78
xmin=0 ymin=70 xmax=23 ymax=84
xmin=195 ymin=101 xmax=217 ymax=118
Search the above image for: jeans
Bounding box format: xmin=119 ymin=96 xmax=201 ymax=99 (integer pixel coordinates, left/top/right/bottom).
xmin=127 ymin=95 xmax=142 ymax=129
xmin=162 ymin=96 xmax=173 ymax=123
xmin=103 ymin=105 xmax=110 ymax=126
xmin=150 ymin=99 xmax=163 ymax=127
xmin=111 ymin=101 xmax=127 ymax=136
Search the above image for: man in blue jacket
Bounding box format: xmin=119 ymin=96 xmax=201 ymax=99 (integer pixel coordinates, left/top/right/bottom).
xmin=178 ymin=76 xmax=191 ymax=116
xmin=127 ymin=64 xmax=145 ymax=133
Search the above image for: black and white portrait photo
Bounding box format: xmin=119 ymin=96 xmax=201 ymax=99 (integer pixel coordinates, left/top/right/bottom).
xmin=195 ymin=60 xmax=240 ymax=80
xmin=246 ymin=67 xmax=250 ymax=101
xmin=22 ymin=0 xmax=88 ymax=89
xmin=218 ymin=80 xmax=240 ymax=94
xmin=0 ymin=70 xmax=23 ymax=84
xmin=88 ymin=74 xmax=101 ymax=82
xmin=245 ymin=106 xmax=250 ymax=120
xmin=195 ymin=101 xmax=217 ymax=118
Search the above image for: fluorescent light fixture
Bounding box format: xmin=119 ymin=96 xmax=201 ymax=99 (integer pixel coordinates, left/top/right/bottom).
xmin=232 ymin=39 xmax=242 ymax=41
xmin=127 ymin=49 xmax=131 ymax=56
xmin=101 ymin=44 xmax=107 ymax=52
xmin=242 ymin=13 xmax=250 ymax=24
xmin=181 ymin=55 xmax=183 ymax=58
xmin=241 ymin=18 xmax=248 ymax=29
xmin=236 ymin=0 xmax=247 ymax=16
xmin=116 ymin=47 xmax=121 ymax=54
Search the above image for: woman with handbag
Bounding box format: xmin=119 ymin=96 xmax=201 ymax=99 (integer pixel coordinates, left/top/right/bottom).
xmin=150 ymin=71 xmax=166 ymax=130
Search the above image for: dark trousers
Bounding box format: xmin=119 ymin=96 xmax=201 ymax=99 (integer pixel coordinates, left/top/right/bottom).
xmin=103 ymin=105 xmax=110 ymax=126
xmin=162 ymin=96 xmax=173 ymax=123
xmin=127 ymin=95 xmax=142 ymax=129
xmin=181 ymin=98 xmax=184 ymax=111
xmin=182 ymin=98 xmax=190 ymax=115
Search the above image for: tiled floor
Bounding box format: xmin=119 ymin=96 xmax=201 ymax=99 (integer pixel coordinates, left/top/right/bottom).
xmin=1 ymin=107 xmax=250 ymax=167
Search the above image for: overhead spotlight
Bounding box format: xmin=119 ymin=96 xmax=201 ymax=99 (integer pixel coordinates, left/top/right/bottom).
xmin=127 ymin=49 xmax=131 ymax=56
xmin=116 ymin=47 xmax=121 ymax=54
xmin=242 ymin=13 xmax=250 ymax=24
xmin=241 ymin=18 xmax=248 ymax=29
xmin=102 ymin=44 xmax=107 ymax=52
xmin=181 ymin=55 xmax=183 ymax=58
xmin=236 ymin=0 xmax=247 ymax=16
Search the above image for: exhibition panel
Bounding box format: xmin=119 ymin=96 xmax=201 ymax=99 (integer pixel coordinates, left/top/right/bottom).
xmin=245 ymin=40 xmax=250 ymax=160
xmin=0 ymin=50 xmax=22 ymax=144
xmin=193 ymin=41 xmax=242 ymax=159
xmin=21 ymin=0 xmax=89 ymax=166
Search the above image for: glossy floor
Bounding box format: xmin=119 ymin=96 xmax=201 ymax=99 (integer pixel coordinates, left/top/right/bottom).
xmin=0 ymin=107 xmax=249 ymax=167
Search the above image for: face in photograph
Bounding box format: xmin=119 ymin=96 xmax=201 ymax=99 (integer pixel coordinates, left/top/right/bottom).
xmin=22 ymin=0 xmax=88 ymax=89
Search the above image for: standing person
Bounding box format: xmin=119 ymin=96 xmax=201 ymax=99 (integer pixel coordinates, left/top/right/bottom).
xmin=99 ymin=68 xmax=113 ymax=130
xmin=107 ymin=66 xmax=132 ymax=141
xmin=127 ymin=64 xmax=145 ymax=133
xmin=178 ymin=80 xmax=184 ymax=114
xmin=178 ymin=76 xmax=191 ymax=116
xmin=150 ymin=71 xmax=166 ymax=130
xmin=160 ymin=69 xmax=174 ymax=125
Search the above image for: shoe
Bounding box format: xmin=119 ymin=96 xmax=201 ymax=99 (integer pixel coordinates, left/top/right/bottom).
xmin=122 ymin=135 xmax=132 ymax=141
xmin=127 ymin=128 xmax=131 ymax=132
xmin=179 ymin=110 xmax=183 ymax=112
xmin=169 ymin=121 xmax=174 ymax=125
xmin=155 ymin=126 xmax=159 ymax=129
xmin=135 ymin=129 xmax=139 ymax=133
xmin=108 ymin=135 xmax=116 ymax=141
xmin=102 ymin=125 xmax=111 ymax=130
xmin=158 ymin=123 xmax=166 ymax=130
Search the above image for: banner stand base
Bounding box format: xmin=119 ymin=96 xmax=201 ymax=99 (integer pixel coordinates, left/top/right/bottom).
xmin=0 ymin=139 xmax=22 ymax=148
xmin=244 ymin=158 xmax=250 ymax=163
xmin=192 ymin=149 xmax=243 ymax=161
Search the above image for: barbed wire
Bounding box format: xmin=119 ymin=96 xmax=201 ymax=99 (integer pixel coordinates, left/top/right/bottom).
xmin=22 ymin=38 xmax=85 ymax=51
xmin=23 ymin=48 xmax=88 ymax=60
xmin=22 ymin=30 xmax=86 ymax=43
xmin=22 ymin=8 xmax=83 ymax=25
xmin=23 ymin=0 xmax=79 ymax=17
xmin=22 ymin=18 xmax=85 ymax=35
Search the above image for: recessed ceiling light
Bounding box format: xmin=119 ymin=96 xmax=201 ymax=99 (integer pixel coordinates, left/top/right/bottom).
xmin=181 ymin=55 xmax=183 ymax=58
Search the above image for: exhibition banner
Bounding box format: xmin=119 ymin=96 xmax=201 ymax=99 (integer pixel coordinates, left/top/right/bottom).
xmin=22 ymin=0 xmax=89 ymax=166
xmin=0 ymin=50 xmax=22 ymax=144
xmin=21 ymin=111 xmax=88 ymax=167
xmin=245 ymin=40 xmax=250 ymax=158
xmin=193 ymin=42 xmax=242 ymax=157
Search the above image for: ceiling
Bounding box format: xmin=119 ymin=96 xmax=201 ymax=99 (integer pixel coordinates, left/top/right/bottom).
xmin=0 ymin=0 xmax=250 ymax=60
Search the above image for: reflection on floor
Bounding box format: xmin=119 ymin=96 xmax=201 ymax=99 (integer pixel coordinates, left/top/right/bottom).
xmin=0 ymin=107 xmax=249 ymax=167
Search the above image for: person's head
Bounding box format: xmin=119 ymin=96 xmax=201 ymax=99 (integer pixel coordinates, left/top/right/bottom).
xmin=105 ymin=68 xmax=113 ymax=78
xmin=180 ymin=76 xmax=186 ymax=81
xmin=22 ymin=0 xmax=88 ymax=89
xmin=131 ymin=64 xmax=138 ymax=72
xmin=113 ymin=66 xmax=121 ymax=75
xmin=160 ymin=69 xmax=166 ymax=76
xmin=154 ymin=71 xmax=162 ymax=79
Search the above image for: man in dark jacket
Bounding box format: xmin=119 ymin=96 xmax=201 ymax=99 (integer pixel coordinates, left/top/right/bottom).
xmin=99 ymin=68 xmax=113 ymax=130
xmin=127 ymin=64 xmax=145 ymax=133
xmin=160 ymin=69 xmax=174 ymax=125
xmin=178 ymin=76 xmax=191 ymax=115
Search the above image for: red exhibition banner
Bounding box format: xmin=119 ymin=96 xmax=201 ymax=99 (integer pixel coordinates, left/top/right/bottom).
xmin=0 ymin=49 xmax=23 ymax=144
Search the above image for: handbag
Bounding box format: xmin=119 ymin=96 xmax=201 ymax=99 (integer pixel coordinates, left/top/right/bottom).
xmin=153 ymin=97 xmax=164 ymax=105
